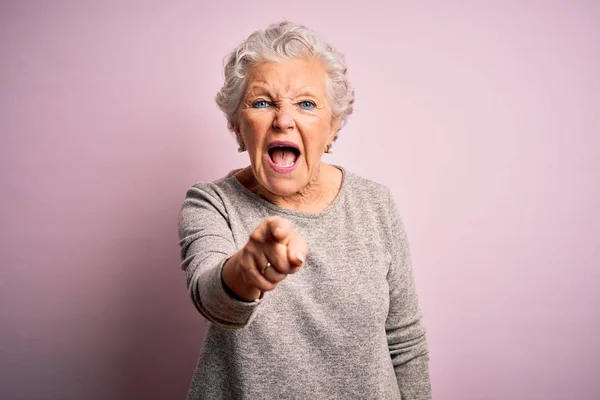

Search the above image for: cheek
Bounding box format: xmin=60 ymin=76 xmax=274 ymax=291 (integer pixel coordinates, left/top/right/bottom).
xmin=299 ymin=117 xmax=331 ymax=159
xmin=239 ymin=115 xmax=268 ymax=147
xmin=302 ymin=138 xmax=328 ymax=167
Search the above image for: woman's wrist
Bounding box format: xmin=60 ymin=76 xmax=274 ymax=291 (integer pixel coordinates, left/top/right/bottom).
xmin=221 ymin=254 xmax=261 ymax=302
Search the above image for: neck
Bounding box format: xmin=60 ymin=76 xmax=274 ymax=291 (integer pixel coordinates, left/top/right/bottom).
xmin=237 ymin=163 xmax=342 ymax=213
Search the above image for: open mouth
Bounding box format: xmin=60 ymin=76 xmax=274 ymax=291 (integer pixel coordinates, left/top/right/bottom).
xmin=267 ymin=141 xmax=301 ymax=171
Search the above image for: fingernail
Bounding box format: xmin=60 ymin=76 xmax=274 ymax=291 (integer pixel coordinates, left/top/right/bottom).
xmin=295 ymin=251 xmax=305 ymax=263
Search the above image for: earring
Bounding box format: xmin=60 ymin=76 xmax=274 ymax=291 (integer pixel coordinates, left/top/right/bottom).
xmin=324 ymin=143 xmax=333 ymax=154
xmin=237 ymin=142 xmax=246 ymax=152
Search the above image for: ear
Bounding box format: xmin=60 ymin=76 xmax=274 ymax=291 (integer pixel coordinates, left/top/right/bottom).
xmin=231 ymin=117 xmax=246 ymax=145
xmin=231 ymin=118 xmax=240 ymax=135
xmin=329 ymin=118 xmax=341 ymax=142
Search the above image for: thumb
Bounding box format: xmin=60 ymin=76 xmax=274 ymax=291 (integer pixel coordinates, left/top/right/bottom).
xmin=287 ymin=232 xmax=308 ymax=268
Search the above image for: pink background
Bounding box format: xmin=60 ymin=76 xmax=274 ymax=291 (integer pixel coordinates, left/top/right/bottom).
xmin=1 ymin=1 xmax=599 ymax=399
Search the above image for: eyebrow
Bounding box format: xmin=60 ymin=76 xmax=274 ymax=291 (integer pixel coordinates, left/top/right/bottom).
xmin=245 ymin=84 xmax=321 ymax=99
xmin=245 ymin=84 xmax=272 ymax=97
xmin=294 ymin=87 xmax=320 ymax=98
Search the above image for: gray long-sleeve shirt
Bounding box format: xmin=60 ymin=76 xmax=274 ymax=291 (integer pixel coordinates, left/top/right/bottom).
xmin=178 ymin=168 xmax=431 ymax=399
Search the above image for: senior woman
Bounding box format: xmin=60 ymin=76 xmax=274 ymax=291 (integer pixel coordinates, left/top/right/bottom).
xmin=178 ymin=21 xmax=431 ymax=399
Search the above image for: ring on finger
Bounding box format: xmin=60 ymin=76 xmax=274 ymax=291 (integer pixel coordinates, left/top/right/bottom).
xmin=260 ymin=261 xmax=271 ymax=275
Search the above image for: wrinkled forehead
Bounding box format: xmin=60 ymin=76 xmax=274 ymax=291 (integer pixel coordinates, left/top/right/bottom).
xmin=244 ymin=58 xmax=328 ymax=98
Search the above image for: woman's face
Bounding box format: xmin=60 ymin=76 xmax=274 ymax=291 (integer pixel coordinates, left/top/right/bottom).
xmin=235 ymin=57 xmax=340 ymax=198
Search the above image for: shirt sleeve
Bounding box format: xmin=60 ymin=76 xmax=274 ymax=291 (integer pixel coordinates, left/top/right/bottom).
xmin=178 ymin=184 xmax=261 ymax=328
xmin=385 ymin=190 xmax=432 ymax=399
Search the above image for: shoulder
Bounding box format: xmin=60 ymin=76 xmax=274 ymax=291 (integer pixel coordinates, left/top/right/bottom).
xmin=183 ymin=172 xmax=245 ymax=206
xmin=179 ymin=173 xmax=247 ymax=225
xmin=339 ymin=169 xmax=407 ymax=252
xmin=342 ymin=169 xmax=395 ymax=210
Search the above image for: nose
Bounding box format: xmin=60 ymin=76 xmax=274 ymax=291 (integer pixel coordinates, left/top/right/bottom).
xmin=272 ymin=104 xmax=294 ymax=131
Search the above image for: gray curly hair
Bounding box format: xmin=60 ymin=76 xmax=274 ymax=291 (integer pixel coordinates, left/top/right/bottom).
xmin=216 ymin=21 xmax=354 ymax=138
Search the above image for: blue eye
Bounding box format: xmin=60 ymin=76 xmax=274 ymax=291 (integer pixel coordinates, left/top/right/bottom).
xmin=299 ymin=100 xmax=316 ymax=110
xmin=251 ymin=100 xmax=271 ymax=108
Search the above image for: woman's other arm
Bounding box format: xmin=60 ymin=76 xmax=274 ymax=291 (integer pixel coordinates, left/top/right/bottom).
xmin=385 ymin=191 xmax=432 ymax=399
